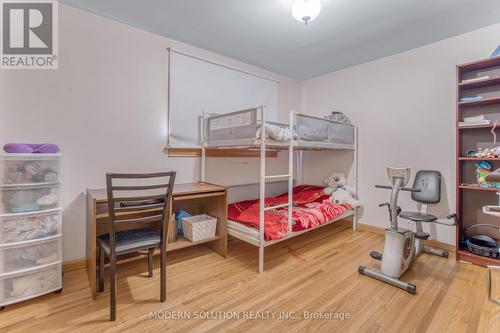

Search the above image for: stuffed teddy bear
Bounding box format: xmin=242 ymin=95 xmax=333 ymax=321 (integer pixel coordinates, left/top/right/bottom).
xmin=323 ymin=172 xmax=356 ymax=196
xmin=323 ymin=172 xmax=361 ymax=209
xmin=329 ymin=187 xmax=362 ymax=208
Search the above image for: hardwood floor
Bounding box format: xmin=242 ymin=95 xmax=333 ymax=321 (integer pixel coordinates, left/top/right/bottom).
xmin=0 ymin=223 xmax=498 ymax=333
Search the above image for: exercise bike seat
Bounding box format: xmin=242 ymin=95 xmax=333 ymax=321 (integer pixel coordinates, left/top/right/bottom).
xmin=399 ymin=211 xmax=437 ymax=222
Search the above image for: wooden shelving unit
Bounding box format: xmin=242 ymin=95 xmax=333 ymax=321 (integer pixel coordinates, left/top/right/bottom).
xmin=456 ymin=56 xmax=500 ymax=267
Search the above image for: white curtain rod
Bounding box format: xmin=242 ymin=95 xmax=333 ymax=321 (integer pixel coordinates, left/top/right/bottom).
xmin=167 ymin=47 xmax=280 ymax=84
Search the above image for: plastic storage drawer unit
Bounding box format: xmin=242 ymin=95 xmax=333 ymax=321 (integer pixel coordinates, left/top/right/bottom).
xmin=0 ymin=236 xmax=62 ymax=275
xmin=0 ymin=153 xmax=63 ymax=310
xmin=0 ymin=209 xmax=62 ymax=244
xmin=0 ymin=263 xmax=62 ymax=307
xmin=0 ymin=154 xmax=62 ymax=185
xmin=0 ymin=183 xmax=61 ymax=214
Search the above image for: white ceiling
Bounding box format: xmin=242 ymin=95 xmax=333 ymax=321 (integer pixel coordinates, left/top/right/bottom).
xmin=61 ymin=0 xmax=500 ymax=79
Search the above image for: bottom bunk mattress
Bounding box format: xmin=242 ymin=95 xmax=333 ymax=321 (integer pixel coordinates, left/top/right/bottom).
xmin=227 ymin=185 xmax=350 ymax=241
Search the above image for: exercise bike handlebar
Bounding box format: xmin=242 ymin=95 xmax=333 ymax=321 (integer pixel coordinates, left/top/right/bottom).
xmin=375 ymin=185 xmax=421 ymax=192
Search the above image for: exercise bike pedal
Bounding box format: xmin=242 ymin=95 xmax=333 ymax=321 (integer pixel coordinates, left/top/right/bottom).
xmin=370 ymin=251 xmax=383 ymax=261
xmin=415 ymin=231 xmax=430 ymax=240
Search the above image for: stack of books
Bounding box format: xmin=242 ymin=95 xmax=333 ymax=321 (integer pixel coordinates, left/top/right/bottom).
xmin=460 ymin=75 xmax=490 ymax=84
xmin=459 ymin=96 xmax=483 ymax=103
xmin=459 ymin=115 xmax=492 ymax=127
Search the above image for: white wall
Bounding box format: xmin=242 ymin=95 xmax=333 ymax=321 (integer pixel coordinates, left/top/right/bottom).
xmin=301 ymin=22 xmax=500 ymax=245
xmin=3 ymin=4 xmax=500 ymax=258
xmin=0 ymin=5 xmax=301 ymax=261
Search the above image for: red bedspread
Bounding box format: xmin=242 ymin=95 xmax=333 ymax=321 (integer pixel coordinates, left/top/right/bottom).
xmin=228 ymin=185 xmax=348 ymax=240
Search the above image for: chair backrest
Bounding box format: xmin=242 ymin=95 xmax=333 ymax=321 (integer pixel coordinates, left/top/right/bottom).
xmin=411 ymin=170 xmax=441 ymax=204
xmin=105 ymin=172 xmax=176 ymax=253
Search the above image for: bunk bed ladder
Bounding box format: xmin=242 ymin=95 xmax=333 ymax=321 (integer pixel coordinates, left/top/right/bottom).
xmin=258 ymin=108 xmax=294 ymax=273
xmin=287 ymin=111 xmax=295 ymax=245
xmin=200 ymin=112 xmax=207 ymax=182
xmin=353 ymin=126 xmax=358 ymax=231
xmin=259 ymin=106 xmax=266 ymax=274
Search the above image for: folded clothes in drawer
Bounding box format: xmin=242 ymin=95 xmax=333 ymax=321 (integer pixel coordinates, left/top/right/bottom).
xmin=0 ymin=210 xmax=61 ymax=243
xmin=0 ymin=264 xmax=61 ymax=305
xmin=0 ymin=184 xmax=60 ymax=214
xmin=0 ymin=237 xmax=61 ymax=274
xmin=0 ymin=154 xmax=61 ymax=185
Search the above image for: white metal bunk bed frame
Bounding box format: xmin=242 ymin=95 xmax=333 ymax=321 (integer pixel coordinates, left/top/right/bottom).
xmin=201 ymin=106 xmax=358 ymax=273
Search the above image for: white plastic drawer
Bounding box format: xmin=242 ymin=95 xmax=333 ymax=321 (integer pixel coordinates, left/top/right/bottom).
xmin=0 ymin=154 xmax=61 ymax=185
xmin=0 ymin=184 xmax=61 ymax=214
xmin=0 ymin=209 xmax=61 ymax=244
xmin=0 ymin=236 xmax=61 ymax=275
xmin=0 ymin=263 xmax=62 ymax=306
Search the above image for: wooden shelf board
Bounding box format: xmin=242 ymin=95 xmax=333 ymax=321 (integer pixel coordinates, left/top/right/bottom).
xmin=458 ymin=157 xmax=500 ymax=161
xmin=458 ymin=124 xmax=496 ymax=130
xmin=100 ymin=235 xmax=221 ymax=268
xmin=458 ymin=55 xmax=500 ymax=72
xmin=459 ymin=76 xmax=500 ymax=89
xmin=164 ymin=147 xmax=278 ymax=158
xmin=166 ymin=235 xmax=219 ymax=252
xmin=459 ymin=96 xmax=500 ymax=107
xmin=459 ymin=185 xmax=499 ymax=192
xmin=457 ymin=249 xmax=500 ymax=267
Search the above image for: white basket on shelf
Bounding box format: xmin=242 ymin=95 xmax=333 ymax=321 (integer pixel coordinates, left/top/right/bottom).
xmin=181 ymin=214 xmax=217 ymax=242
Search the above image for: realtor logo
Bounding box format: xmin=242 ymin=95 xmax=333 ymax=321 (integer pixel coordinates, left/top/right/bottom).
xmin=1 ymin=0 xmax=58 ymax=69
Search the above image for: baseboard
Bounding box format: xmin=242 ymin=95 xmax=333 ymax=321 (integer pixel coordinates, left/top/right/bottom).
xmin=338 ymin=220 xmax=456 ymax=253
xmin=61 ymin=221 xmax=454 ymax=274
xmin=349 ymin=220 xmax=386 ymax=235
xmin=425 ymin=239 xmax=455 ymax=253
xmin=63 ymin=258 xmax=86 ymax=273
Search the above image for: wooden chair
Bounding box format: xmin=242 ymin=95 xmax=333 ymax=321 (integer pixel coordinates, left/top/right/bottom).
xmin=97 ymin=172 xmax=176 ymax=321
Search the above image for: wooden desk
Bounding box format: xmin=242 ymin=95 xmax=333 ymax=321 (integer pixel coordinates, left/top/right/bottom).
xmin=86 ymin=182 xmax=227 ymax=299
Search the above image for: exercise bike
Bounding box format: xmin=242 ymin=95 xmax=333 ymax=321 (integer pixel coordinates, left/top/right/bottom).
xmin=358 ymin=167 xmax=457 ymax=294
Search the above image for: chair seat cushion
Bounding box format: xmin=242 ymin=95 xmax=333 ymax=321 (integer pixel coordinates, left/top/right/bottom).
xmin=98 ymin=229 xmax=160 ymax=254
xmin=399 ymin=211 xmax=437 ymax=222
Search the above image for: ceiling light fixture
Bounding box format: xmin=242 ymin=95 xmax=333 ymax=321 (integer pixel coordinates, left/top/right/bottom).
xmin=292 ymin=0 xmax=322 ymax=25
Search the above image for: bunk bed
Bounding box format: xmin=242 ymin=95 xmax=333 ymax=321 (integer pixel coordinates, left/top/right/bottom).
xmin=200 ymin=106 xmax=358 ymax=273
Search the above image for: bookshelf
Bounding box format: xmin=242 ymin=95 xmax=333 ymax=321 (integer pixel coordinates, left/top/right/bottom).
xmin=456 ymin=56 xmax=500 ymax=267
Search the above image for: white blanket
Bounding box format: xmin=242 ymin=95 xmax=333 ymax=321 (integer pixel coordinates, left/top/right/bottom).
xmin=257 ymin=123 xmax=296 ymax=142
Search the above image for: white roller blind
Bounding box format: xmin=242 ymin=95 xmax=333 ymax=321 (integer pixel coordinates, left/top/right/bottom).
xmin=168 ymin=50 xmax=279 ymax=148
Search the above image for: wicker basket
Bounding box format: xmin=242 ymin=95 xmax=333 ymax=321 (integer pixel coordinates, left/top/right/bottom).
xmin=181 ymin=214 xmax=217 ymax=242
xmin=464 ymin=239 xmax=500 ymax=259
